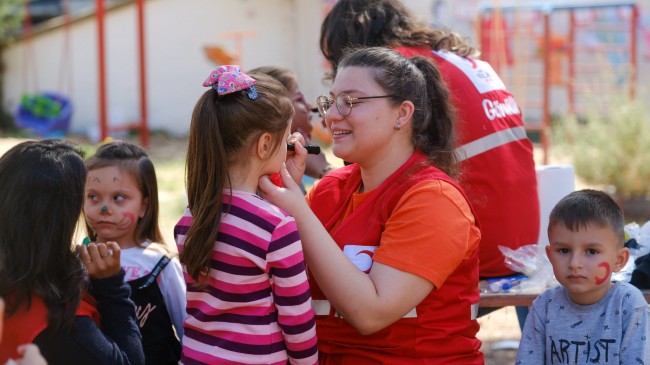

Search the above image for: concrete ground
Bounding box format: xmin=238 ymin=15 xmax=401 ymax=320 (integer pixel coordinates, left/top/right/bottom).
xmin=478 ymin=306 xmax=522 ymax=365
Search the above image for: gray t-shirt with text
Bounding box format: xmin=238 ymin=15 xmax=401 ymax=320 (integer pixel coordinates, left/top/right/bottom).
xmin=516 ymin=281 xmax=650 ymax=364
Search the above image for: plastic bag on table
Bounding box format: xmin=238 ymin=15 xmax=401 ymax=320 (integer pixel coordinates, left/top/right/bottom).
xmin=496 ymin=244 xmax=558 ymax=293
xmin=624 ymin=221 xmax=650 ymax=258
xmin=617 ymin=221 xmax=650 ymax=283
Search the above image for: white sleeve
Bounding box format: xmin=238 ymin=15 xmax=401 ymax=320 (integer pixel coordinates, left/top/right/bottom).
xmin=157 ymin=257 xmax=187 ymax=340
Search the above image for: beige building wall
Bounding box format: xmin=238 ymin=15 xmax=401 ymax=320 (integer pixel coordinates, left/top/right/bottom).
xmin=2 ymin=0 xmax=326 ymax=137
xmin=2 ymin=0 xmax=648 ymax=136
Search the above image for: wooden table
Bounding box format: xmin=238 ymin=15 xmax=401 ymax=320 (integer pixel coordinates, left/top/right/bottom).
xmin=479 ymin=290 xmax=650 ymax=308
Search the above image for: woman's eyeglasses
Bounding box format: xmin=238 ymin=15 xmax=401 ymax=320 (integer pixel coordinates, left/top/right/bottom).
xmin=316 ymin=93 xmax=395 ymax=118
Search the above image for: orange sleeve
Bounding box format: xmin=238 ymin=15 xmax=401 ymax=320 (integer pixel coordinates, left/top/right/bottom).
xmin=373 ymin=180 xmax=481 ymax=288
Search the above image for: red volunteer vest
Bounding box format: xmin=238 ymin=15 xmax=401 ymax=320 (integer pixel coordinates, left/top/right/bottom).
xmin=0 ymin=294 xmax=100 ymax=363
xmin=309 ymin=151 xmax=483 ymax=364
xmin=395 ymin=46 xmax=540 ymax=278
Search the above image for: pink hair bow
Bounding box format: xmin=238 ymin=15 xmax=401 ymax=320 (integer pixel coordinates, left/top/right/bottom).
xmin=202 ymin=65 xmax=258 ymax=99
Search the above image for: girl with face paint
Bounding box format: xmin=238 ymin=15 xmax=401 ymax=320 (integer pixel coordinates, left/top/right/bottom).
xmin=0 ymin=140 xmax=143 ymax=365
xmin=84 ymin=141 xmax=186 ymax=365
xmin=516 ymin=189 xmax=650 ymax=364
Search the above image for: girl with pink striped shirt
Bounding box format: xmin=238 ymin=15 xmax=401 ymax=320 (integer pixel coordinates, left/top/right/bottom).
xmin=174 ymin=65 xmax=318 ymax=365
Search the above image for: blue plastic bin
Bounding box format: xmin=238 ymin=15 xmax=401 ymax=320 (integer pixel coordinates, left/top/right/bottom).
xmin=15 ymin=92 xmax=73 ymax=137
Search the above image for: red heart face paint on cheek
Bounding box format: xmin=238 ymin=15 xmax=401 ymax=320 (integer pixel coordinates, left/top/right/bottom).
xmin=595 ymin=262 xmax=611 ymax=285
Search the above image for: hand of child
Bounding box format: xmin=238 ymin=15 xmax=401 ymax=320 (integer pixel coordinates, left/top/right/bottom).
xmin=78 ymin=242 xmax=121 ymax=279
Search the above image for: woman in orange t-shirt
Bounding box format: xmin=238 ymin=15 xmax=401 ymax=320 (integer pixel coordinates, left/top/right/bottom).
xmin=260 ymin=46 xmax=483 ymax=364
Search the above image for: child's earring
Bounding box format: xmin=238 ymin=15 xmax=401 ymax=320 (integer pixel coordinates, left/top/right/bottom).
xmin=394 ymin=121 xmax=401 ymax=130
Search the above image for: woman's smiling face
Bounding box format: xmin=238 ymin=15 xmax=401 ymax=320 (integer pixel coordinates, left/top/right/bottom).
xmin=325 ymin=66 xmax=400 ymax=164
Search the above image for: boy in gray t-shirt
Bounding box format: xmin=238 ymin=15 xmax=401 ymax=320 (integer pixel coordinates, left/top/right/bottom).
xmin=516 ymin=189 xmax=650 ymax=364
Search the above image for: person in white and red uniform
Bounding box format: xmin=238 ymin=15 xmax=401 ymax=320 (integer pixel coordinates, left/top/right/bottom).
xmin=320 ymin=0 xmax=540 ymax=281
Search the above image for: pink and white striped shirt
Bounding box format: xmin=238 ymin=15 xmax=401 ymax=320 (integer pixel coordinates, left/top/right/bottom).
xmin=175 ymin=190 xmax=318 ymax=365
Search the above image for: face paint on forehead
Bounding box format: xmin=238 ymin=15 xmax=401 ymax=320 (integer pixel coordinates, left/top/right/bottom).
xmin=595 ymin=261 xmax=611 ymax=285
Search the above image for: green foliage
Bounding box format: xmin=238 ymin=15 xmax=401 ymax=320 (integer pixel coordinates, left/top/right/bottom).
xmin=0 ymin=0 xmax=23 ymax=45
xmin=0 ymin=0 xmax=24 ymax=132
xmin=553 ymin=97 xmax=650 ymax=198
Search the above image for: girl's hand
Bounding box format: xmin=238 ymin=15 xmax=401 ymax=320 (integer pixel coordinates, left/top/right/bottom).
xmin=78 ymin=242 xmax=121 ymax=279
xmin=286 ymin=132 xmax=308 ymax=185
xmin=259 ymin=163 xmax=309 ymax=217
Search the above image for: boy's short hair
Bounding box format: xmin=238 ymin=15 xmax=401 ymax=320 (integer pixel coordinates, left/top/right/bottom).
xmin=548 ymin=189 xmax=625 ymax=246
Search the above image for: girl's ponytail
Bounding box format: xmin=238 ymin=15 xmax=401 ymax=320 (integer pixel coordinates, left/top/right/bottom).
xmin=182 ymin=90 xmax=230 ymax=286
